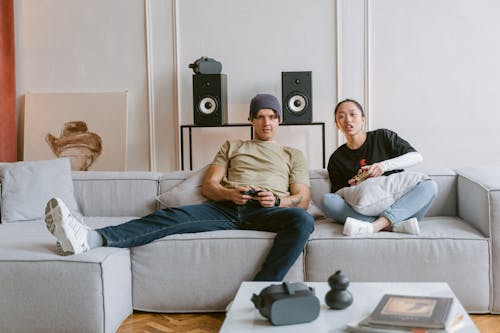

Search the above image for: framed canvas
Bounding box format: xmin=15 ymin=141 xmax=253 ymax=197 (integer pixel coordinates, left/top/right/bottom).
xmin=23 ymin=92 xmax=128 ymax=171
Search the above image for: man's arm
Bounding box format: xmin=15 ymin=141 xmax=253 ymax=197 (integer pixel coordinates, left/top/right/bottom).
xmin=280 ymin=183 xmax=310 ymax=209
xmin=201 ymin=164 xmax=252 ymax=205
xmin=249 ymin=183 xmax=310 ymax=209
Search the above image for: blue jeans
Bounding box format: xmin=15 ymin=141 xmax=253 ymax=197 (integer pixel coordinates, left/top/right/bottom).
xmin=96 ymin=200 xmax=314 ymax=281
xmin=320 ymin=179 xmax=438 ymax=225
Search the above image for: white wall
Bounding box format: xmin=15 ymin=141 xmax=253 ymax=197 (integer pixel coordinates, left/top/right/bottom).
xmin=15 ymin=0 xmax=152 ymax=170
xmin=14 ymin=0 xmax=500 ymax=171
xmin=369 ymin=0 xmax=500 ymax=168
xmin=177 ymin=0 xmax=335 ymax=170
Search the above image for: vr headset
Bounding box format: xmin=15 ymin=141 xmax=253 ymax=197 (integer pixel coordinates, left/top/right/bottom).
xmin=188 ymin=56 xmax=222 ymax=74
xmin=251 ymin=282 xmax=320 ymax=326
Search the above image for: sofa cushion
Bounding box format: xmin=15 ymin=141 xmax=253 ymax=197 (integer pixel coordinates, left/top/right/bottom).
xmin=0 ymin=158 xmax=81 ymax=223
xmin=0 ymin=220 xmax=132 ymax=333
xmin=130 ymin=229 xmax=304 ymax=312
xmin=157 ymin=165 xmax=209 ymax=208
xmin=336 ymin=171 xmax=429 ymax=216
xmin=72 ymin=171 xmax=161 ymax=217
xmin=306 ymin=218 xmax=490 ymax=312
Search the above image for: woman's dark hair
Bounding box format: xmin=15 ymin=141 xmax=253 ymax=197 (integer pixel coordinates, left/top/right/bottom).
xmin=334 ymin=99 xmax=365 ymax=117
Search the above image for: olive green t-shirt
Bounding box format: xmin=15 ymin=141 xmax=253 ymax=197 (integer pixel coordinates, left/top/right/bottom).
xmin=211 ymin=140 xmax=310 ymax=197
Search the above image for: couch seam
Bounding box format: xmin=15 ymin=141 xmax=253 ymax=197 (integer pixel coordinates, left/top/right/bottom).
xmin=307 ymin=237 xmax=489 ymax=241
xmin=487 ymin=189 xmax=494 ymax=312
xmin=156 ymin=178 xmax=161 ymax=210
xmin=74 ymin=178 xmax=160 ymax=182
xmin=99 ymin=260 xmax=106 ymax=333
xmin=302 ymin=246 xmax=307 ymax=281
xmin=0 ymin=248 xmax=130 ymax=263
xmin=136 ymin=234 xmax=280 ymax=243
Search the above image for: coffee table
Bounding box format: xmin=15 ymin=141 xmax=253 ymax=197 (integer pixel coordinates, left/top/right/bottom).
xmin=219 ymin=282 xmax=479 ymax=332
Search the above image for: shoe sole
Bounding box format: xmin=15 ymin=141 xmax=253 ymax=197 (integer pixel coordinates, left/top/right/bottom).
xmin=56 ymin=241 xmax=74 ymax=256
xmin=45 ymin=198 xmax=76 ymax=255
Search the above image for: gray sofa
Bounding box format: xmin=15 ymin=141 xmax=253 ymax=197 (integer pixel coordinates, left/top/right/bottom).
xmin=1 ymin=167 xmax=499 ymax=333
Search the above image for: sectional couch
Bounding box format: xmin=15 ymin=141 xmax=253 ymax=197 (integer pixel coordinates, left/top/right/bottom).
xmin=1 ymin=164 xmax=499 ymax=333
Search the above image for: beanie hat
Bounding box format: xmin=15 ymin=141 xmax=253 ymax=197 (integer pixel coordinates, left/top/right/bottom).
xmin=248 ymin=94 xmax=282 ymax=120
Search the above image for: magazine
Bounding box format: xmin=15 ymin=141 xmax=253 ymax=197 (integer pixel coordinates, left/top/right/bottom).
xmin=345 ymin=294 xmax=459 ymax=333
xmin=367 ymin=294 xmax=453 ymax=329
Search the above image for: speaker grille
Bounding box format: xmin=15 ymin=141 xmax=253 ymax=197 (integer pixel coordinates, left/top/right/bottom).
xmin=198 ymin=96 xmax=218 ymax=114
xmin=287 ymin=93 xmax=308 ymax=114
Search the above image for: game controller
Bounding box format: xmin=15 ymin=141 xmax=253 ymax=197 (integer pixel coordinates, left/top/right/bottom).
xmin=352 ymin=170 xmax=369 ymax=185
xmin=241 ymin=188 xmax=263 ymax=197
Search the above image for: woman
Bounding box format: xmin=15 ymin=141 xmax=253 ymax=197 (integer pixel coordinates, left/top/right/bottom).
xmin=321 ymin=99 xmax=438 ymax=236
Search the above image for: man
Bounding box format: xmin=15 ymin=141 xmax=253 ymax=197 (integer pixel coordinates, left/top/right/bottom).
xmin=45 ymin=93 xmax=314 ymax=281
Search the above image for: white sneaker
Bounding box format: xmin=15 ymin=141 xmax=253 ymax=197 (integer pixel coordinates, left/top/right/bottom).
xmin=393 ymin=218 xmax=420 ymax=235
xmin=343 ymin=217 xmax=374 ymax=236
xmin=45 ymin=197 xmax=90 ymax=256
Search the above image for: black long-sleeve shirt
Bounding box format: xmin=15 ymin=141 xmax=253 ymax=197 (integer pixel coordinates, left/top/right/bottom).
xmin=327 ymin=128 xmax=416 ymax=193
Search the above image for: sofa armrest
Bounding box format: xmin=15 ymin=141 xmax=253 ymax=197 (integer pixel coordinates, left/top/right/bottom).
xmin=456 ymin=167 xmax=500 ymax=313
xmin=456 ymin=167 xmax=500 ymax=238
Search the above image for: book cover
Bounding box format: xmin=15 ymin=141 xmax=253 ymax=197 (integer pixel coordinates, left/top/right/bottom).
xmin=366 ymin=294 xmax=453 ymax=329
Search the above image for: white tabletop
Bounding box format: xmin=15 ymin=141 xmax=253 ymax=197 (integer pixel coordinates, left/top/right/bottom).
xmin=220 ymin=282 xmax=478 ymax=333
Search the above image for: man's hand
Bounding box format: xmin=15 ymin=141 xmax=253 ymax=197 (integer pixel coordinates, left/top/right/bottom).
xmin=233 ymin=187 xmax=275 ymax=207
xmin=232 ymin=186 xmax=253 ymax=205
xmin=251 ymin=190 xmax=276 ymax=207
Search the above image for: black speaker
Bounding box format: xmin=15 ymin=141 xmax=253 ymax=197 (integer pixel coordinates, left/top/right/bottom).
xmin=193 ymin=74 xmax=227 ymax=126
xmin=282 ymin=71 xmax=312 ymax=124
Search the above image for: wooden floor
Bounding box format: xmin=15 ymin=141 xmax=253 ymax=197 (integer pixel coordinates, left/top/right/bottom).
xmin=117 ymin=312 xmax=225 ymax=333
xmin=117 ymin=312 xmax=500 ymax=333
xmin=471 ymin=314 xmax=500 ymax=333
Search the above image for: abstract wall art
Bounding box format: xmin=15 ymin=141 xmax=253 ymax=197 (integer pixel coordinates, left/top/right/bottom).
xmin=23 ymin=92 xmax=128 ymax=171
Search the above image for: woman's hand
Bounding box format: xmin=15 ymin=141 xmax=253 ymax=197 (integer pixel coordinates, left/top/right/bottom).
xmin=361 ymin=163 xmax=385 ymax=178
xmin=348 ymin=163 xmax=385 ymax=186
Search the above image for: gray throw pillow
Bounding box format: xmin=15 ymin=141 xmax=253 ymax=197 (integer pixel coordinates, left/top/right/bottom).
xmin=157 ymin=165 xmax=209 ymax=209
xmin=336 ymin=171 xmax=429 ymax=216
xmin=0 ymin=158 xmax=81 ymax=223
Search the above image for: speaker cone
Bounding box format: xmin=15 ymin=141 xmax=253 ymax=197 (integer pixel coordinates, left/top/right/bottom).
xmin=287 ymin=94 xmax=308 ymax=113
xmin=198 ymin=96 xmax=218 ymax=114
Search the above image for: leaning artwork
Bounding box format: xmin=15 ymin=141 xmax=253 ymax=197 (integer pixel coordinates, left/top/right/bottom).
xmin=46 ymin=121 xmax=103 ymax=171
xmin=23 ymin=92 xmax=127 ymax=171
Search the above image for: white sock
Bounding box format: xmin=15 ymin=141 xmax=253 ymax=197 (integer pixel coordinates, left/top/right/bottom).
xmin=87 ymin=230 xmax=104 ymax=248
